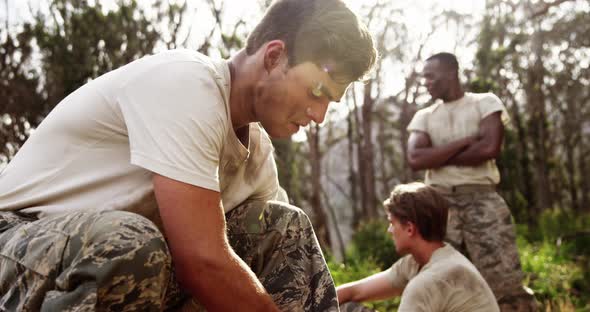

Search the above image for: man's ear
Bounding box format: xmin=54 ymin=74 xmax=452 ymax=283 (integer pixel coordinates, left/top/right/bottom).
xmin=406 ymin=222 xmax=418 ymax=237
xmin=446 ymin=69 xmax=459 ymax=80
xmin=263 ymin=40 xmax=287 ymax=73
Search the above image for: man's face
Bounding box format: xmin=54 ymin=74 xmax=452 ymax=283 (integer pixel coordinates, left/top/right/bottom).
xmin=387 ymin=213 xmax=412 ymax=255
xmin=254 ymin=60 xmax=349 ymax=138
xmin=422 ymin=59 xmax=452 ymax=101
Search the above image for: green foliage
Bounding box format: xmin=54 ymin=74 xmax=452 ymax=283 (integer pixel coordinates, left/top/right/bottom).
xmin=468 ymin=77 xmax=498 ymax=93
xmin=349 ymin=219 xmax=399 ymax=270
xmin=328 ymin=253 xmax=382 ymax=284
xmin=328 ymin=256 xmax=400 ymax=311
xmin=1 ymin=23 xmax=44 ymax=163
xmin=497 ymin=128 xmax=530 ymax=222
xmin=32 ymin=0 xmax=172 ymax=104
xmin=516 ymin=212 xmax=590 ymax=310
xmin=519 ymin=239 xmax=589 ymax=310
xmin=520 ymin=208 xmax=590 ymax=243
xmin=327 ymin=219 xmax=401 ymax=311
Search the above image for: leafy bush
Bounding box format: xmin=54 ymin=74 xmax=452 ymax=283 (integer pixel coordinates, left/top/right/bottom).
xmin=348 ymin=219 xmax=399 ymax=270
xmin=519 ymin=240 xmax=587 ymax=310
xmin=516 ymin=210 xmax=590 ymax=311
xmin=328 ymin=256 xmax=400 ymax=311
xmin=328 ymin=219 xmax=401 ymax=311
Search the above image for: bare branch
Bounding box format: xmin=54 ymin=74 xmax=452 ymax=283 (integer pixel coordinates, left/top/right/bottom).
xmin=529 ymin=0 xmax=575 ymax=19
xmin=179 ymin=6 xmax=198 ymax=48
xmin=4 ymin=0 xmax=8 ymax=33
xmin=167 ymin=0 xmax=187 ymax=49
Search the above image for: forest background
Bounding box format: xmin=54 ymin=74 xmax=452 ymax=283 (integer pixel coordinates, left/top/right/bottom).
xmin=1 ymin=0 xmax=589 ymax=310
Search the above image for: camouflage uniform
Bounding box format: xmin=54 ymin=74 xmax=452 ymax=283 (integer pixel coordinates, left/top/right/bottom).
xmin=438 ymin=185 xmax=537 ymax=312
xmin=0 ymin=201 xmax=338 ymax=312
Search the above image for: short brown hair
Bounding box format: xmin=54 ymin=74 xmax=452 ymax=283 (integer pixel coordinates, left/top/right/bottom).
xmin=383 ymin=182 xmax=448 ymax=242
xmin=246 ymin=0 xmax=377 ymax=83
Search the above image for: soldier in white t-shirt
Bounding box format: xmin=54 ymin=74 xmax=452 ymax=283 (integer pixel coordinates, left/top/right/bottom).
xmin=337 ymin=182 xmax=499 ymax=312
xmin=0 ymin=0 xmax=377 ymax=311
xmin=406 ymin=52 xmax=537 ymax=311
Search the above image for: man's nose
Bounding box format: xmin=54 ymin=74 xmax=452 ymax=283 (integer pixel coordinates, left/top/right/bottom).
xmin=306 ymin=100 xmax=330 ymax=124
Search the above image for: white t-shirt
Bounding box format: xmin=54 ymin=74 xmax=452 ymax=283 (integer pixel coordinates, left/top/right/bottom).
xmin=388 ymin=244 xmax=499 ymax=312
xmin=0 ymin=49 xmax=279 ymax=226
xmin=407 ymin=92 xmax=510 ymax=187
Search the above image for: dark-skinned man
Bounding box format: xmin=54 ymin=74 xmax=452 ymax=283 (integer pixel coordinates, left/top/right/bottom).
xmin=406 ymin=52 xmax=537 ymax=312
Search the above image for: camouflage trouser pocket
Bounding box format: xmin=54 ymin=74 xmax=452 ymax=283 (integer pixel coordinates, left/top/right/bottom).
xmin=0 ymin=216 xmax=68 ymax=311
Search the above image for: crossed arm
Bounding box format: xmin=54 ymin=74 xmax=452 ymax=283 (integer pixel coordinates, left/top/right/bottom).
xmin=153 ymin=174 xmax=279 ymax=311
xmin=336 ymin=271 xmax=403 ymax=304
xmin=407 ymin=111 xmax=504 ymax=170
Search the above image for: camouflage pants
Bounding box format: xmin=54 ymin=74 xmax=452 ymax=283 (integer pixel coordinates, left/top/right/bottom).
xmin=0 ymin=201 xmax=338 ymax=312
xmin=442 ymin=188 xmax=537 ymax=312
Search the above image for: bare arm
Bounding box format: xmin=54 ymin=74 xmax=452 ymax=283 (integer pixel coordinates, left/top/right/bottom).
xmin=153 ymin=174 xmax=279 ymax=312
xmin=445 ymin=112 xmax=504 ymax=167
xmin=336 ymin=271 xmax=402 ymax=304
xmin=407 ymin=131 xmax=475 ymax=171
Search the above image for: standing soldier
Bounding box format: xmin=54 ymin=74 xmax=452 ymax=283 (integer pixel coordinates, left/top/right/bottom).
xmin=406 ymin=52 xmax=537 ymax=311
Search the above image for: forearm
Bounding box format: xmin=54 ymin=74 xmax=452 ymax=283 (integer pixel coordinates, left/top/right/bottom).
xmin=152 ymin=176 xmax=278 ymax=310
xmin=408 ymin=137 xmax=472 ymax=170
xmin=445 ymin=139 xmax=498 ymax=166
xmin=337 ymin=283 xmax=356 ymax=303
xmin=446 ymin=112 xmax=504 ymax=167
xmin=178 ymin=247 xmax=279 ymax=311
xmin=336 ymin=272 xmax=402 ymax=304
xmin=337 ymin=282 xmax=372 ymax=304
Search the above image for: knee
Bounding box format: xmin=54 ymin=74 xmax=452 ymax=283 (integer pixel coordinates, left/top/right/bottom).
xmin=90 ymin=210 xmax=164 ymax=239
xmin=264 ymin=201 xmax=313 ymax=233
xmin=227 ymin=200 xmax=313 ymax=236
xmin=82 ymin=211 xmax=171 ymax=267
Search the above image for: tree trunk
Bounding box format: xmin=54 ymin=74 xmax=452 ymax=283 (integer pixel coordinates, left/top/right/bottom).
xmin=361 ymin=81 xmax=378 ymax=219
xmin=307 ymin=124 xmax=331 ymax=248
xmin=526 ymin=29 xmax=553 ymax=214
xmin=578 ymin=138 xmax=590 ymax=212
xmin=347 ymin=95 xmax=360 ymax=227
xmin=353 ymin=90 xmax=368 ymax=222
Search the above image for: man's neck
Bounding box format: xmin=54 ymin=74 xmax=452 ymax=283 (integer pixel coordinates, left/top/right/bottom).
xmin=411 ymin=240 xmax=445 ymax=267
xmin=228 ymin=49 xmax=258 ymax=131
xmin=442 ymin=86 xmax=465 ymax=103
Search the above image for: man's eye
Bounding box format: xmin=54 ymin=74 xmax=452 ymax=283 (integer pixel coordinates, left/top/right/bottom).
xmin=311 ymin=82 xmax=323 ymax=98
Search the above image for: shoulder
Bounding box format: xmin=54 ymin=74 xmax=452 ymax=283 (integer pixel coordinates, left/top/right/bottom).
xmin=117 ymin=50 xmax=230 ymax=138
xmin=416 ymin=102 xmax=441 ymax=116
xmin=152 ymin=49 xmax=215 ymax=68
xmin=400 ymin=270 xmax=447 ymax=311
xmin=133 ymin=50 xmax=222 ymax=83
xmin=467 ymin=92 xmax=502 ymax=105
xmin=128 ymin=50 xmax=227 ymax=106
xmin=390 ymin=254 xmax=420 ymax=278
xmin=403 ymin=246 xmax=498 ymax=311
xmin=408 ymin=103 xmax=441 ymax=129
xmin=431 ymin=249 xmax=490 ymax=293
